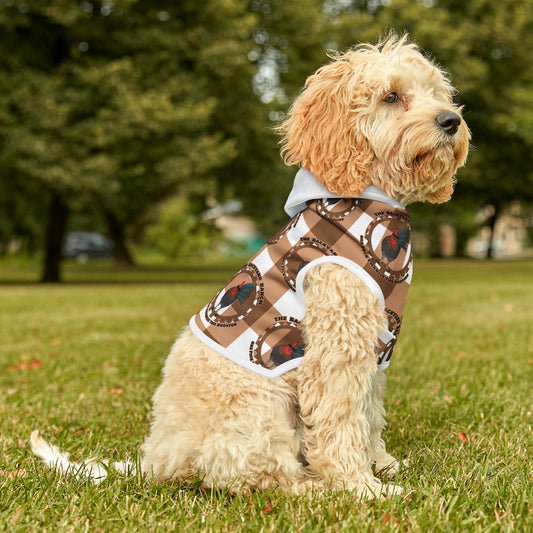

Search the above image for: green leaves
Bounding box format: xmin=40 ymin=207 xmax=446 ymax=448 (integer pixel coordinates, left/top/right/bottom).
xmin=0 ymin=0 xmax=330 ymax=264
xmin=146 ymin=194 xmax=221 ymax=260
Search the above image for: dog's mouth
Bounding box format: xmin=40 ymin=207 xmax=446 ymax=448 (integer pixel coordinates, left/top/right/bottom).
xmin=414 ymin=144 xmax=459 ymax=175
xmin=411 ymin=152 xmax=429 ymax=170
xmin=411 ymin=133 xmax=466 ymax=171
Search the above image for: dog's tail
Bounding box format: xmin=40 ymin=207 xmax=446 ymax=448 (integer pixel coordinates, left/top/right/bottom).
xmin=30 ymin=430 xmax=136 ymax=484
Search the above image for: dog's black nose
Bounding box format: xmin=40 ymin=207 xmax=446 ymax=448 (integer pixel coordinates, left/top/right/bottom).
xmin=436 ymin=111 xmax=461 ymax=136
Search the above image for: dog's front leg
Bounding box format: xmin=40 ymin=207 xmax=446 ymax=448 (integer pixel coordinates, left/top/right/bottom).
xmin=298 ymin=263 xmax=402 ymax=497
xmin=366 ymin=370 xmax=404 ymax=477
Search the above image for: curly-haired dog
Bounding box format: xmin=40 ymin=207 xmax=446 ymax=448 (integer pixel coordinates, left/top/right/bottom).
xmin=31 ymin=35 xmax=469 ymax=497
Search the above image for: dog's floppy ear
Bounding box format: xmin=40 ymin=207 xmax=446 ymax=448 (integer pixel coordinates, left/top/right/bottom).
xmin=278 ymin=55 xmax=374 ymax=197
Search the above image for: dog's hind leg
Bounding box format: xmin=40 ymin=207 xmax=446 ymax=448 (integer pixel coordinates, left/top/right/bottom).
xmin=141 ymin=330 xmax=312 ymax=493
xmin=297 ymin=263 xmax=402 ymax=498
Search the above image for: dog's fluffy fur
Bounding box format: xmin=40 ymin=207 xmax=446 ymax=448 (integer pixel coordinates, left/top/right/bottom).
xmin=32 ymin=35 xmax=469 ymax=498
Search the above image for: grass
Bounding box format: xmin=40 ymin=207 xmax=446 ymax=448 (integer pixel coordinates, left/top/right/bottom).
xmin=1 ymin=258 xmax=532 ymax=532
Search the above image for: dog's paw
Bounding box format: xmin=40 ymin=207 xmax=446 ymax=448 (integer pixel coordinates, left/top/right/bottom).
xmin=356 ymin=479 xmax=404 ymax=499
xmin=375 ymin=455 xmax=409 ymax=478
xmin=381 ymin=482 xmax=404 ymax=497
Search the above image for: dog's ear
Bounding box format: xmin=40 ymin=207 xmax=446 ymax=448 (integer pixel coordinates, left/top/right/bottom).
xmin=278 ymin=56 xmax=374 ymax=197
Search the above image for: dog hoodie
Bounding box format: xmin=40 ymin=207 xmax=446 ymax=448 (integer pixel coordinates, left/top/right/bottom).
xmin=190 ymin=169 xmax=413 ymax=378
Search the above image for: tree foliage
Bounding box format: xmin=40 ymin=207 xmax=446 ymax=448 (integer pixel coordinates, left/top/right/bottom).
xmin=0 ymin=0 xmax=327 ymax=277
xmin=0 ymin=1 xmax=253 ymax=277
xmin=0 ymin=0 xmax=531 ymax=273
xmin=146 ymin=195 xmax=220 ymax=260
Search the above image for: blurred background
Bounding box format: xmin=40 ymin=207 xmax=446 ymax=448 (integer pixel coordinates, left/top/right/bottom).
xmin=0 ymin=0 xmax=532 ymax=282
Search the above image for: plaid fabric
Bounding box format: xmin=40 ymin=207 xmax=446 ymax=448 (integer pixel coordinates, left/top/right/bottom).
xmin=189 ymin=198 xmax=413 ymax=378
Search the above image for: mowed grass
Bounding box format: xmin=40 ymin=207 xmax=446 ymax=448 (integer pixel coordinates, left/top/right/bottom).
xmin=0 ymin=259 xmax=532 ymax=532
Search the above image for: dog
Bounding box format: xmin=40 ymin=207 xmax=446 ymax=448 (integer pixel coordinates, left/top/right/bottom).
xmin=31 ymin=35 xmax=470 ymax=498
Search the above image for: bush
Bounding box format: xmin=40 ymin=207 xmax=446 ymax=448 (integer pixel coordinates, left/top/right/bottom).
xmin=146 ymin=195 xmax=221 ymax=259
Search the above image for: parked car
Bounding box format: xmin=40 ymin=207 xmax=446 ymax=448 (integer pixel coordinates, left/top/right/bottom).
xmin=62 ymin=232 xmax=114 ymax=263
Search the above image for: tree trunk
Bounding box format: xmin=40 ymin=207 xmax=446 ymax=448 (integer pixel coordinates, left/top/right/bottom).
xmin=486 ymin=205 xmax=500 ymax=259
xmin=41 ymin=192 xmax=69 ymax=283
xmin=104 ymin=210 xmax=135 ymax=267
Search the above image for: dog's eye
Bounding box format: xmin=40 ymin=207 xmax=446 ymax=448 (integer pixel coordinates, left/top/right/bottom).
xmin=383 ymin=92 xmax=399 ymax=104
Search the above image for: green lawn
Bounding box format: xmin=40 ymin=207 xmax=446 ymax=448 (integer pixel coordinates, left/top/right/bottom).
xmin=1 ymin=259 xmax=532 ymax=532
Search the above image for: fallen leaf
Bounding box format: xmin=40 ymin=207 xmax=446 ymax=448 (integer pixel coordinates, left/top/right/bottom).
xmin=8 ymin=358 xmax=42 ymax=371
xmin=109 ymin=388 xmax=124 ymax=395
xmin=382 ymin=511 xmax=390 ymax=525
xmin=454 ymin=431 xmax=468 ymax=443
xmin=454 ymin=350 xmax=466 ymax=361
xmin=262 ymin=500 xmax=273 ymax=515
xmin=503 ymin=303 xmax=513 ymax=313
xmin=444 ymin=395 xmax=453 ymax=405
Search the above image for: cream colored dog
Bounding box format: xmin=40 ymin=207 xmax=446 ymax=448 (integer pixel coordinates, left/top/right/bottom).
xmin=32 ymin=35 xmax=469 ymax=498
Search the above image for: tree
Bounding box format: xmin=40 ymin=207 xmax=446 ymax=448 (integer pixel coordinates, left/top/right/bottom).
xmin=0 ymin=1 xmax=251 ymax=280
xmin=0 ymin=0 xmax=331 ymax=278
xmin=200 ymin=0 xmax=329 ymax=237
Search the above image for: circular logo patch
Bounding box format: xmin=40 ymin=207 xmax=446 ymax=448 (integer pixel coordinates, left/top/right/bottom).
xmin=376 ymin=309 xmax=402 ymax=367
xmin=281 ymin=238 xmax=336 ymax=291
xmin=363 ymin=212 xmax=411 ymax=283
xmin=250 ymin=319 xmax=305 ymax=369
xmin=205 ymin=264 xmax=264 ymax=326
xmin=316 ymin=198 xmax=358 ymax=221
xmin=268 ymin=212 xmax=301 ymax=245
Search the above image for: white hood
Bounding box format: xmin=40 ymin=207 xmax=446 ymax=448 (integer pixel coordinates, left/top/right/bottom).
xmin=284 ymin=168 xmax=405 ymax=217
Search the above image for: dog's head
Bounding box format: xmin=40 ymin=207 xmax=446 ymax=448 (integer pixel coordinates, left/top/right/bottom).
xmin=278 ymin=35 xmax=470 ymax=205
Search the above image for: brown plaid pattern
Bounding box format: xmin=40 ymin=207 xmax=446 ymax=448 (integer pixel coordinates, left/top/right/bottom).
xmin=190 ymin=198 xmax=413 ymax=378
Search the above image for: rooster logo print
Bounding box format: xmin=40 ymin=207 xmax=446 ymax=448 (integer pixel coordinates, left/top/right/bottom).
xmin=380 ymin=228 xmax=410 ymax=268
xmin=363 ymin=212 xmax=412 ymax=282
xmin=205 ymin=264 xmax=263 ymax=326
xmin=215 ymin=282 xmax=255 ymax=313
xmin=269 ymin=341 xmax=305 ymax=366
xmin=251 ymin=320 xmax=305 ymax=369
